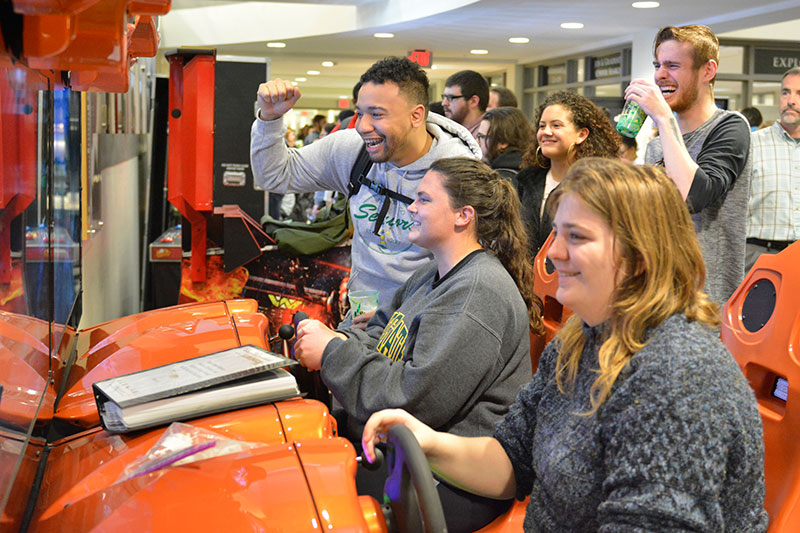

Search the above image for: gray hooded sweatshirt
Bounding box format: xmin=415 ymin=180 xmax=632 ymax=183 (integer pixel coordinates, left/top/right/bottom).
xmin=250 ymin=112 xmax=481 ymax=305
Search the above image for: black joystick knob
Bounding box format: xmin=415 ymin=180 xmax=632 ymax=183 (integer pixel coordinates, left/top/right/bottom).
xmin=293 ymin=311 xmax=309 ymax=328
xmin=278 ymin=324 xmax=295 ymax=340
xmin=358 ymin=445 xmax=385 ymax=471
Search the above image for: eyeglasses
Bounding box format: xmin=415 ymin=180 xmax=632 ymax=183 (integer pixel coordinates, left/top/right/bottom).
xmin=475 ymin=133 xmax=488 ymax=141
xmin=441 ymin=94 xmax=466 ymax=102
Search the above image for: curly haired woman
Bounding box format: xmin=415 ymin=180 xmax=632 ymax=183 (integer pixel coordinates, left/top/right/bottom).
xmin=516 ymin=90 xmax=620 ymax=253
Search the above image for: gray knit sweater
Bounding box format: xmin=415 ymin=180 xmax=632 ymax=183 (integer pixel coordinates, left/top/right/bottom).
xmin=494 ymin=314 xmax=768 ymax=532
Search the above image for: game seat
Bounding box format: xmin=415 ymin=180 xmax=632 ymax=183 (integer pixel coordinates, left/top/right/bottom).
xmin=721 ymin=242 xmax=800 ymax=532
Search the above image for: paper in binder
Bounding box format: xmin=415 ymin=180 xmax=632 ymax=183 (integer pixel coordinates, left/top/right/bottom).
xmin=93 ymin=344 xmax=299 ymax=433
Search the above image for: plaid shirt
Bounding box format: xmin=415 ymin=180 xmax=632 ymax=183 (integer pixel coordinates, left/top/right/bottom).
xmin=747 ymin=121 xmax=800 ymax=241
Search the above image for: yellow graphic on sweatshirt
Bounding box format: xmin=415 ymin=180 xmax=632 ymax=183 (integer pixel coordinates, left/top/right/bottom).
xmin=376 ymin=311 xmax=408 ymax=362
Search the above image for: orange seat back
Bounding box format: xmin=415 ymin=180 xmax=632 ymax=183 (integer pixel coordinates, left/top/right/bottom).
xmin=474 ymin=498 xmax=528 ymax=532
xmin=721 ymin=242 xmax=800 ymax=532
xmin=530 ymin=231 xmax=571 ymax=372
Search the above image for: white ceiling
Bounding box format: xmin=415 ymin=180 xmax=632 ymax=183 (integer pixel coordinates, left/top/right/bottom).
xmin=161 ymin=0 xmax=800 ymax=105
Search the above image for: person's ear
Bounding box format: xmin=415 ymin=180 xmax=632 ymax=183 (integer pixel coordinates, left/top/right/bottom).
xmin=575 ymin=127 xmax=590 ymax=145
xmin=702 ymin=59 xmax=718 ymax=85
xmin=455 ymin=205 xmax=476 ymax=227
xmin=410 ymin=104 xmax=427 ymax=128
xmin=468 ymin=94 xmax=481 ymax=110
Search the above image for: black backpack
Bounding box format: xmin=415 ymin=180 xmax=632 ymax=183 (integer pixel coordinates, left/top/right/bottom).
xmin=261 ymin=144 xmax=413 ymax=254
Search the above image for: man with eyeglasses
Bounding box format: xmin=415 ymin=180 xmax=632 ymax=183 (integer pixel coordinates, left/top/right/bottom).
xmin=623 ymin=24 xmax=751 ymax=304
xmin=442 ymin=70 xmax=490 ymax=138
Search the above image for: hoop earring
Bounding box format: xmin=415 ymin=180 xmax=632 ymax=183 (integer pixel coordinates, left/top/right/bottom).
xmin=535 ymin=145 xmax=546 ymax=166
xmin=566 ymin=142 xmax=577 ymax=164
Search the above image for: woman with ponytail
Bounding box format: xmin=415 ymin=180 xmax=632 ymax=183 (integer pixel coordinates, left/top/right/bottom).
xmin=295 ymin=157 xmax=543 ymax=532
xmin=363 ymin=158 xmax=768 ymax=533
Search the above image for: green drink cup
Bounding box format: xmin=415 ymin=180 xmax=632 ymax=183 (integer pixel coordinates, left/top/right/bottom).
xmin=616 ymin=100 xmax=647 ymax=138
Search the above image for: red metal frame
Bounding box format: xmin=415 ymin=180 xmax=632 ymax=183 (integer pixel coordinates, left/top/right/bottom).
xmin=167 ymin=51 xmax=216 ymax=282
xmin=0 ymin=58 xmax=39 ymax=284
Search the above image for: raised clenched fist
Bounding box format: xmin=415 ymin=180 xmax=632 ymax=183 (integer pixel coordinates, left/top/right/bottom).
xmin=256 ymin=79 xmax=302 ymax=121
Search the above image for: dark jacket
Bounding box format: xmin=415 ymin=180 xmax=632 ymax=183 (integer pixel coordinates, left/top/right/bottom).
xmin=514 ymin=165 xmax=552 ymax=255
xmin=490 ymin=149 xmax=523 ymax=180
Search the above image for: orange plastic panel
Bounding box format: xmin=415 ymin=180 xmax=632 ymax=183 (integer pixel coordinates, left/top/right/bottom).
xmin=475 ymin=498 xmax=528 ymax=532
xmin=54 ymin=299 xmax=270 ymax=427
xmin=294 ymin=437 xmax=372 ymax=530
xmin=69 ymin=61 xmax=129 ymax=93
xmin=275 ymin=398 xmax=338 ymax=441
xmin=31 ymin=409 xmax=309 ymax=532
xmin=25 ymin=0 xmax=127 ymax=71
xmin=21 ymin=14 xmax=74 ymax=59
xmin=359 ymin=495 xmax=389 ymax=533
xmin=71 ymin=14 xmax=157 ymax=92
xmin=721 ymin=242 xmax=800 ymax=533
xmin=128 ymin=15 xmax=158 ymax=57
xmin=531 ymin=231 xmax=572 ymax=371
xmin=128 ymin=0 xmax=170 ymax=15
xmin=11 ymin=0 xmax=100 ymax=16
xmin=32 ymin=401 xmax=377 ymax=532
xmin=0 ymin=433 xmax=44 ymax=532
xmin=0 ymin=312 xmax=68 ymax=427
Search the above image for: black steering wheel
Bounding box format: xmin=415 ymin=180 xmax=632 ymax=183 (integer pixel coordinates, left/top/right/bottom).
xmin=383 ymin=425 xmax=447 ymax=533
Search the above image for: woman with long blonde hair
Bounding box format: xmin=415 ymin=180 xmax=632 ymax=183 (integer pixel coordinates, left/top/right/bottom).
xmin=363 ymin=158 xmax=768 ymax=532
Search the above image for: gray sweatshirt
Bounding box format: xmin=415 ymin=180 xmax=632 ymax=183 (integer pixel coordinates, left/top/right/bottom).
xmin=321 ymin=251 xmax=532 ymax=439
xmin=250 ymin=112 xmax=481 ymax=305
xmin=495 ymin=314 xmax=768 ymax=532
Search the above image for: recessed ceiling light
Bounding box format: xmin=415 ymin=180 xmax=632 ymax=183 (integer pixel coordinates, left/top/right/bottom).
xmin=374 ymin=33 xmax=394 ymax=39
xmin=339 ymin=95 xmax=349 ymax=99
xmin=632 ymin=1 xmax=660 ymax=7
xmin=295 ymin=77 xmax=307 ymax=82
xmin=431 ymin=64 xmax=438 ymax=70
xmin=560 ymin=22 xmax=584 ymax=29
xmin=509 ymin=37 xmax=530 ymax=44
xmin=321 ymin=61 xmax=335 ymax=67
xmin=291 ymin=81 xmax=298 ymax=86
xmin=470 ymin=49 xmax=489 ymax=55
xmin=267 ymin=42 xmax=286 ymax=48
xmin=307 ymin=70 xmax=320 ymax=75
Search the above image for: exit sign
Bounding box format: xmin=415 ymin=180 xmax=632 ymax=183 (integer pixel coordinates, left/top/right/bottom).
xmin=408 ymin=49 xmax=433 ymax=68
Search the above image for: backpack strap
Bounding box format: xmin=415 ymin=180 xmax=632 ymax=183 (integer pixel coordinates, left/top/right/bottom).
xmin=348 ymin=144 xmax=373 ymax=198
xmin=347 ymin=144 xmax=414 ymax=235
